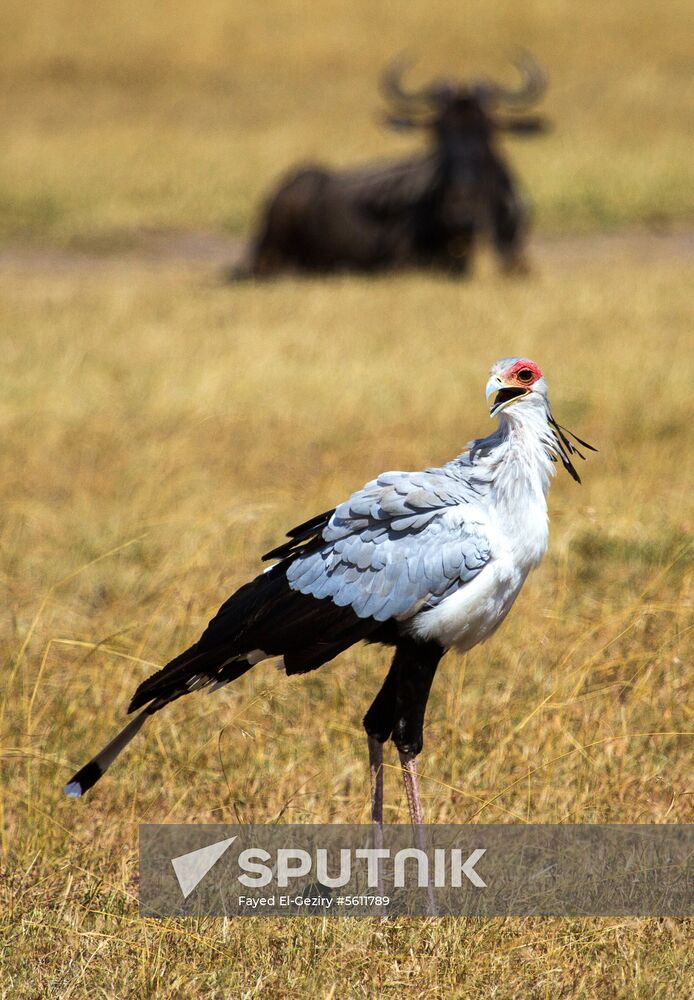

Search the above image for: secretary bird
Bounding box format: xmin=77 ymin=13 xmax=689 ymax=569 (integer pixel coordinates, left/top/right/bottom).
xmin=65 ymin=358 xmax=594 ymax=832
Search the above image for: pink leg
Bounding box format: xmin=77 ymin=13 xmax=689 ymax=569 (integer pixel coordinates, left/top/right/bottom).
xmin=399 ymin=750 xmax=424 ymax=826
xmin=399 ymin=750 xmax=437 ymax=916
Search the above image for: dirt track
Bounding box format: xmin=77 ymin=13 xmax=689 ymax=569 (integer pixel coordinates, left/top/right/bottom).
xmin=1 ymin=227 xmax=693 ymax=276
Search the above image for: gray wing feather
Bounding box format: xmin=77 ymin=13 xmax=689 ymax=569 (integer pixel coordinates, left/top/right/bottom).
xmin=285 ymin=464 xmax=492 ymax=622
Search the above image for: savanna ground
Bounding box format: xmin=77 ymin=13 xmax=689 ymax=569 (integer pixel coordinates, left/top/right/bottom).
xmin=1 ymin=1 xmax=693 ymax=997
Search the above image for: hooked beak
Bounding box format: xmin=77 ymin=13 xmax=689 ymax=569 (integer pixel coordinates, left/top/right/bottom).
xmin=486 ymin=375 xmax=529 ymax=417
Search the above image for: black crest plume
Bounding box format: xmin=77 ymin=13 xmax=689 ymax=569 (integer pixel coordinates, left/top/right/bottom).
xmin=548 ymin=412 xmax=597 ymax=483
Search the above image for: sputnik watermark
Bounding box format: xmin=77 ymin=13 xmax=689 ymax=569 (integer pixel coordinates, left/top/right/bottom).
xmin=171 ymin=838 xmax=486 ymax=900
xmin=233 ymin=845 xmax=485 ymax=889
xmin=140 ymin=824 xmax=694 ymax=917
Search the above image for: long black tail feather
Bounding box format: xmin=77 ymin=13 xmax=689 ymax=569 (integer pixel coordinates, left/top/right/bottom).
xmin=64 ymin=705 xmax=157 ymax=797
xmin=64 ymin=564 xmax=386 ymax=796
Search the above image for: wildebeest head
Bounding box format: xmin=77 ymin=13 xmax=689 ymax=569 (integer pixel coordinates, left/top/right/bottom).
xmin=380 ymin=52 xmax=548 ymax=231
xmin=380 ymin=51 xmax=548 ymax=138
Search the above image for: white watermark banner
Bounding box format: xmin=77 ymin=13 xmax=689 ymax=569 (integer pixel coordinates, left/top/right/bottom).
xmin=139 ymin=824 xmax=693 ymax=917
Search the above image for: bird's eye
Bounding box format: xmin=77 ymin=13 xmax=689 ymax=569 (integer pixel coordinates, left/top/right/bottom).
xmin=516 ymin=368 xmax=534 ymax=384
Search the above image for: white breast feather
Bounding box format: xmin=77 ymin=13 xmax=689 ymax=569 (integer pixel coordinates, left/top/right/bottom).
xmin=410 ymin=402 xmax=553 ymax=650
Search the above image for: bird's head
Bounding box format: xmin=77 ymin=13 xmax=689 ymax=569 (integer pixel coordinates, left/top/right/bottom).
xmin=485 ymin=357 xmax=597 ymax=482
xmin=485 ymin=357 xmax=547 ymax=418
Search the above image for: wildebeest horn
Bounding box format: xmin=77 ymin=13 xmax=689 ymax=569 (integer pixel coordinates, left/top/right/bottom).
xmin=380 ymin=55 xmax=431 ymax=106
xmin=492 ymin=51 xmax=547 ymax=106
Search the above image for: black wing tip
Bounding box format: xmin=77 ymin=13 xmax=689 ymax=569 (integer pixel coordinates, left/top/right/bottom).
xmin=261 ymin=544 xmax=287 ymax=562
xmin=64 ymin=760 xmax=103 ymax=798
xmin=126 ymin=642 xmax=204 ymax=712
xmin=127 ymin=693 xmax=145 ymax=713
xmin=127 ymin=674 xmax=161 ymax=713
xmin=262 ymin=507 xmax=336 ymax=562
xmin=285 ymin=508 xmax=335 ymax=538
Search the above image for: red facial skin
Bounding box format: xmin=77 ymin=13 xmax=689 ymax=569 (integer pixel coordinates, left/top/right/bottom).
xmin=504 ymin=360 xmax=543 ymax=387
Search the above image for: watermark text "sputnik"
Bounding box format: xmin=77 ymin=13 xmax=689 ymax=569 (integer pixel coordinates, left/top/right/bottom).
xmin=237 ymin=847 xmax=487 ymax=889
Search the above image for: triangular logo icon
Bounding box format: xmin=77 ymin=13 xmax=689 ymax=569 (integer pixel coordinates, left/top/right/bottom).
xmin=171 ymin=836 xmax=236 ymax=899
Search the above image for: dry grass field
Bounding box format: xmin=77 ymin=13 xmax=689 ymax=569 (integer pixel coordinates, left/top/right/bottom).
xmin=1 ymin=1 xmax=693 ymax=998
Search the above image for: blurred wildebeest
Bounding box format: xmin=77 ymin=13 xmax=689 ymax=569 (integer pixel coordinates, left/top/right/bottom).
xmin=234 ymin=53 xmax=548 ymax=278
